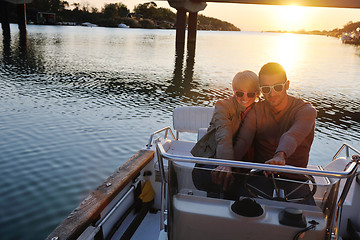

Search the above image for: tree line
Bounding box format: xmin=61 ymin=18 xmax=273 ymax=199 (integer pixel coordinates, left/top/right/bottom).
xmin=326 ymin=21 xmax=360 ymax=37
xmin=268 ymin=21 xmax=360 ymax=37
xmin=19 ymin=0 xmax=240 ymax=31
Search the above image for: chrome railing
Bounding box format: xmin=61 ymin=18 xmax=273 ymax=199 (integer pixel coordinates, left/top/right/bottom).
xmin=332 ymin=143 xmax=359 ymax=160
xmin=146 ymin=126 xmax=175 ymax=149
xmin=157 ymin=142 xmax=360 ymax=178
xmin=156 ymin=142 xmax=360 ymax=240
xmin=155 ymin=144 xmax=168 ymax=230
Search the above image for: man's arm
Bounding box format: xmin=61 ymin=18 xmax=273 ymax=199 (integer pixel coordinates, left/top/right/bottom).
xmin=233 ymin=107 xmax=257 ymax=161
xmin=266 ymin=104 xmax=317 ymax=165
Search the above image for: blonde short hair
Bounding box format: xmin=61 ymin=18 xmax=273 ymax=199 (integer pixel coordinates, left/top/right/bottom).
xmin=232 ymin=70 xmax=259 ymax=91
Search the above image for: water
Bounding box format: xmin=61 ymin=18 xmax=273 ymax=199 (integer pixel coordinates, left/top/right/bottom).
xmin=0 ymin=24 xmax=359 ymax=239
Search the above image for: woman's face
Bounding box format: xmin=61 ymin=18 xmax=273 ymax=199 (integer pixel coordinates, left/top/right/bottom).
xmin=233 ymin=80 xmax=259 ymax=108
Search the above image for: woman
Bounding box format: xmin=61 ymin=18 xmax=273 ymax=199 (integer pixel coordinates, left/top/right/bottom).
xmin=191 ymin=70 xmax=260 ymax=199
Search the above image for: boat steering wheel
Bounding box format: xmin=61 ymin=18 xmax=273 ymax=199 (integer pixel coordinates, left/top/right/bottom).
xmin=243 ymin=170 xmax=317 ymax=203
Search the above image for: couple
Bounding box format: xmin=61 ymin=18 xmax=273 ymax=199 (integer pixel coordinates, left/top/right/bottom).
xmin=191 ymin=62 xmax=317 ymax=202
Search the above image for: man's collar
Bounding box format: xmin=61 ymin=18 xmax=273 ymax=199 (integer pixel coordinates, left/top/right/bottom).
xmin=269 ymin=95 xmax=291 ymax=115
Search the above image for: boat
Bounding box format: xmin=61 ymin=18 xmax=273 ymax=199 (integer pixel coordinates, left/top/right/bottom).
xmin=81 ymin=22 xmax=98 ymax=27
xmin=46 ymin=106 xmax=360 ymax=240
xmin=341 ymin=29 xmax=360 ymax=45
xmin=118 ymin=23 xmax=130 ymax=28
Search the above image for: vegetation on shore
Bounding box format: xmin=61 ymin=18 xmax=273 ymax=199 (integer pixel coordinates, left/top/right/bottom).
xmin=326 ymin=21 xmax=360 ymax=37
xmin=22 ymin=0 xmax=240 ymax=31
xmin=267 ymin=21 xmax=360 ymax=37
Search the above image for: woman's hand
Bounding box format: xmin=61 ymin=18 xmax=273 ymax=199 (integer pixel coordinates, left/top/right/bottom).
xmin=211 ymin=166 xmax=234 ymax=191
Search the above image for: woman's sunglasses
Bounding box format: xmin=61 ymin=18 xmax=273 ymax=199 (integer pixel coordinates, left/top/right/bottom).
xmin=260 ymin=81 xmax=288 ymax=94
xmin=234 ymin=90 xmax=257 ymax=98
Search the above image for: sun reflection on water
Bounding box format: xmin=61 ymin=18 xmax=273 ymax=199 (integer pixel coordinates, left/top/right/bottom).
xmin=273 ymin=33 xmax=304 ymax=72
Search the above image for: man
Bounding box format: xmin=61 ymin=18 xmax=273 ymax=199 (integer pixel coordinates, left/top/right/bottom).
xmin=234 ymin=62 xmax=316 ymax=168
xmin=233 ymin=62 xmax=317 ymax=204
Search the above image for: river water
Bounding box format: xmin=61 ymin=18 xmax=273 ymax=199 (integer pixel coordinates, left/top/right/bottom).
xmin=0 ymin=25 xmax=359 ymax=239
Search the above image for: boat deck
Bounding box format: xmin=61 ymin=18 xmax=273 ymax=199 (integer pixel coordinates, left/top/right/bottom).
xmin=132 ymin=211 xmax=162 ymax=240
xmin=109 ymin=205 xmax=163 ymax=240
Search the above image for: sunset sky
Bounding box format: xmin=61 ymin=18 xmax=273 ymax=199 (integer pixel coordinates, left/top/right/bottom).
xmin=71 ymin=0 xmax=360 ymax=31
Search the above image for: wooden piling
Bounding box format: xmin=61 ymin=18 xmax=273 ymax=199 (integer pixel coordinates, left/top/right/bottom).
xmin=17 ymin=3 xmax=27 ymax=37
xmin=188 ymin=12 xmax=198 ymax=44
xmin=176 ymin=9 xmax=187 ymax=46
xmin=0 ymin=0 xmax=11 ymax=39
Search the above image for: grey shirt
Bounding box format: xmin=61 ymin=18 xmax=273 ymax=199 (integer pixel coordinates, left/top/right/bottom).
xmin=234 ymin=96 xmax=317 ymax=168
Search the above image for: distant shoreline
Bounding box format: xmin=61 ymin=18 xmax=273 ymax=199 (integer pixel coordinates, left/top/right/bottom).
xmin=265 ymin=30 xmax=336 ymax=37
xmin=23 ymin=22 xmax=241 ymax=32
xmin=15 ymin=23 xmax=343 ymax=37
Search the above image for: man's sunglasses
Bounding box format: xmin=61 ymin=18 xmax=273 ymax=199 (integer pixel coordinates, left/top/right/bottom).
xmin=234 ymin=90 xmax=257 ymax=98
xmin=260 ymin=81 xmax=288 ymax=94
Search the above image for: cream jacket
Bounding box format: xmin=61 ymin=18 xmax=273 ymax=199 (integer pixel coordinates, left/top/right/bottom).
xmin=191 ymin=96 xmax=245 ymax=160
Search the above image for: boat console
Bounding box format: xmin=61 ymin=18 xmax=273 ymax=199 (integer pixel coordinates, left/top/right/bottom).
xmin=167 ymin=155 xmax=333 ymax=240
xmin=171 ymin=194 xmax=326 ymax=240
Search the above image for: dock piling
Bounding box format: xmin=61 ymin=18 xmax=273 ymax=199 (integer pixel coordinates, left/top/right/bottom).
xmin=176 ymin=9 xmax=187 ymax=45
xmin=187 ymin=12 xmax=198 ymax=44
xmin=17 ymin=3 xmax=27 ymax=37
xmin=0 ymin=0 xmax=11 ymax=39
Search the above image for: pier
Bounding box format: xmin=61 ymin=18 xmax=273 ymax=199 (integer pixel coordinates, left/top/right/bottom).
xmin=168 ymin=1 xmax=206 ymax=47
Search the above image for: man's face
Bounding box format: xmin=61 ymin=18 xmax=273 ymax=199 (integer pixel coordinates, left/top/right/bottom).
xmin=259 ymin=73 xmax=289 ymax=108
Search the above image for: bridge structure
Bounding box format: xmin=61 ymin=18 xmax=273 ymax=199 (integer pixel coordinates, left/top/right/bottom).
xmin=167 ymin=0 xmax=360 ymax=47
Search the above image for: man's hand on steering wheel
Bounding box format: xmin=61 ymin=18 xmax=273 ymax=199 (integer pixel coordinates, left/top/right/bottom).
xmin=211 ymin=166 xmax=234 ymax=191
xmin=264 ymin=151 xmax=286 ymax=177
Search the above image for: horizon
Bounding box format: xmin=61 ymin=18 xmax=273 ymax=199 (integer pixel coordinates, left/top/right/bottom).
xmin=64 ymin=0 xmax=360 ymax=31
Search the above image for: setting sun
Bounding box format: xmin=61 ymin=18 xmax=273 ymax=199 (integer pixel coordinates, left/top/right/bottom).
xmin=280 ymin=5 xmax=305 ymax=22
xmin=275 ymin=5 xmax=308 ymax=30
